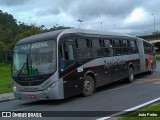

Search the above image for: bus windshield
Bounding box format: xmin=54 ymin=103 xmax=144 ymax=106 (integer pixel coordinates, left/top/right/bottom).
xmin=12 ymin=40 xmax=56 ymax=77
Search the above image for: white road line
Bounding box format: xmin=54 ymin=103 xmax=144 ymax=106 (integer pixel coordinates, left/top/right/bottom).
xmin=96 ymin=96 xmax=160 ymax=120
xmin=96 ymin=116 xmax=111 ymax=120
xmin=124 ymin=97 xmax=160 ymax=112
xmin=107 ymin=84 xmax=132 ymax=92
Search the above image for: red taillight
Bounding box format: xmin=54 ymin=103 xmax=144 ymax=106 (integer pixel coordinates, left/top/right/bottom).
xmin=27 ymin=94 xmax=37 ymax=99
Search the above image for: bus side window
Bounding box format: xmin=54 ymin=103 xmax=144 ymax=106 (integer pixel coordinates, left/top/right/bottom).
xmin=114 ymin=39 xmax=122 ymax=55
xmin=143 ymin=42 xmax=147 ymax=54
xmin=60 ymin=45 xmax=65 ymax=60
xmin=76 ymin=38 xmax=92 ymax=59
xmin=59 ymin=44 xmax=66 ymax=69
xmin=122 ymin=40 xmax=129 ymax=55
xmin=130 ymin=40 xmax=138 ymax=53
xmin=104 ymin=39 xmax=112 ymax=56
xmin=91 ymin=38 xmax=104 ymax=57
xmin=59 ymin=40 xmax=75 ymax=70
xmin=68 ymin=44 xmax=75 ymax=60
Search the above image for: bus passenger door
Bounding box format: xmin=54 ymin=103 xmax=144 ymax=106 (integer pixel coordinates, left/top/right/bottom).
xmin=59 ymin=39 xmax=82 ymax=98
xmin=103 ymin=39 xmax=119 ymax=83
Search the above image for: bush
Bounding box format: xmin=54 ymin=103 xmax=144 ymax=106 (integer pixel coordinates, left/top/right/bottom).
xmin=156 ymin=54 xmax=160 ymax=61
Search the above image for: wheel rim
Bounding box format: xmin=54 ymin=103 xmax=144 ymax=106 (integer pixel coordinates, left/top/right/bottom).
xmin=129 ymin=69 xmax=134 ymax=80
xmin=84 ymin=80 xmax=92 ymax=93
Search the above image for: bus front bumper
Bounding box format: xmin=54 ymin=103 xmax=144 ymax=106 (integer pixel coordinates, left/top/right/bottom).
xmin=13 ymin=86 xmax=63 ymax=100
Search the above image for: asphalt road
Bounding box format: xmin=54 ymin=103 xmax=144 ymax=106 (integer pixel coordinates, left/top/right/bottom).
xmin=0 ymin=62 xmax=160 ymax=120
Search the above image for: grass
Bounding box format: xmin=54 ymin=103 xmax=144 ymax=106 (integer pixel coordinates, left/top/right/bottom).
xmin=156 ymin=54 xmax=160 ymax=61
xmin=0 ymin=63 xmax=12 ymax=94
xmin=118 ymin=103 xmax=160 ymax=120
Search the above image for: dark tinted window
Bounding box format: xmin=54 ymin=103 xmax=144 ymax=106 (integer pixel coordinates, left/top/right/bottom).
xmin=143 ymin=41 xmax=154 ymax=54
xmin=112 ymin=39 xmax=123 ymax=56
xmin=115 ymin=40 xmax=120 ymax=47
xmin=92 ymin=39 xmax=100 ymax=48
xmin=59 ymin=39 xmax=75 ymax=70
xmin=68 ymin=45 xmax=75 ymax=60
xmin=104 ymin=39 xmax=113 ymax=56
xmin=91 ymin=38 xmax=104 ymax=57
xmin=130 ymin=41 xmax=136 ymax=47
xmin=122 ymin=40 xmax=130 ymax=54
xmin=76 ymin=39 xmax=88 ymax=48
xmin=76 ymin=38 xmax=92 ymax=59
xmin=104 ymin=40 xmax=110 ymax=47
xmin=99 ymin=40 xmax=104 ymax=47
xmin=130 ymin=40 xmax=138 ymax=53
xmin=119 ymin=40 xmax=122 ymax=46
xmin=110 ymin=40 xmax=115 ymax=47
xmin=123 ymin=40 xmax=128 ymax=47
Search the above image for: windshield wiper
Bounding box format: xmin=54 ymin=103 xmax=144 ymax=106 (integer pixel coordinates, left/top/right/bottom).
xmin=17 ymin=54 xmax=28 ymax=77
xmin=17 ymin=63 xmax=26 ymax=77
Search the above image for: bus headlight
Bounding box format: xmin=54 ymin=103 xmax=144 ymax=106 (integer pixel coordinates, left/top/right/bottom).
xmin=46 ymin=82 xmax=56 ymax=92
xmin=13 ymin=86 xmax=18 ymax=92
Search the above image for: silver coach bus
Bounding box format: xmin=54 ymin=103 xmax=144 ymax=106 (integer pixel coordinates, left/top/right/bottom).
xmin=12 ymin=28 xmax=156 ymax=100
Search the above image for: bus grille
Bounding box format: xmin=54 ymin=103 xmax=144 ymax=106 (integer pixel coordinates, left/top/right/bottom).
xmin=13 ymin=74 xmax=52 ymax=86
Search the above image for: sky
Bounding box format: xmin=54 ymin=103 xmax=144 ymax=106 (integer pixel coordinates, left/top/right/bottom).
xmin=0 ymin=0 xmax=160 ymax=35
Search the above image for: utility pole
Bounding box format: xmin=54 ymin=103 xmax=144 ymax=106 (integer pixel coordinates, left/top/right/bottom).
xmin=151 ymin=13 xmax=155 ymax=34
xmin=101 ymin=22 xmax=102 ymax=31
xmin=77 ymin=19 xmax=84 ymax=28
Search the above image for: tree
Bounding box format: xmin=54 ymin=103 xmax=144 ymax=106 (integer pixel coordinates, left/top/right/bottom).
xmin=153 ymin=42 xmax=160 ymax=52
xmin=152 ymin=31 xmax=160 ymax=35
xmin=0 ymin=42 xmax=6 ymax=62
xmin=7 ymin=27 xmax=43 ymax=51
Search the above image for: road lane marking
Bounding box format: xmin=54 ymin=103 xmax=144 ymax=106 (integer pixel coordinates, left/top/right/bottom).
xmin=134 ymin=79 xmax=160 ymax=84
xmin=124 ymin=97 xmax=160 ymax=111
xmin=107 ymin=84 xmax=132 ymax=92
xmin=96 ymin=96 xmax=160 ymax=120
xmin=134 ymin=79 xmax=153 ymax=84
xmin=152 ymin=81 xmax=160 ymax=84
xmin=98 ymin=84 xmax=132 ymax=94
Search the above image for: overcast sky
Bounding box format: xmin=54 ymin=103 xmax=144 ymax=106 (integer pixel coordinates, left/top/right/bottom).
xmin=0 ymin=0 xmax=160 ymax=35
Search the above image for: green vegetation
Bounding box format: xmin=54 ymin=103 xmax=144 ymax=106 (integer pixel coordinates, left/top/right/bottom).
xmin=154 ymin=42 xmax=160 ymax=53
xmin=118 ymin=103 xmax=160 ymax=120
xmin=0 ymin=10 xmax=71 ymax=63
xmin=156 ymin=54 xmax=160 ymax=61
xmin=0 ymin=63 xmax=12 ymax=94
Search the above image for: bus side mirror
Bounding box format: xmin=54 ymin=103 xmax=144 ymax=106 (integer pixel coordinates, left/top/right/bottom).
xmin=65 ymin=42 xmax=69 ymax=52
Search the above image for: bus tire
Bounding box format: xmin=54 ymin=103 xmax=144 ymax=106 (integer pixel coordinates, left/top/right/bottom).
xmin=127 ymin=67 xmax=134 ymax=83
xmin=149 ymin=64 xmax=153 ymax=74
xmin=83 ymin=76 xmax=95 ymax=96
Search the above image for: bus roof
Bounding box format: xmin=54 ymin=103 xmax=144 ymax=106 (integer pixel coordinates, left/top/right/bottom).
xmin=16 ymin=28 xmax=135 ymax=45
xmin=16 ymin=30 xmax=63 ymax=45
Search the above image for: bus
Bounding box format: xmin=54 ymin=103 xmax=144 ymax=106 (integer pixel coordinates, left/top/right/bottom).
xmin=12 ymin=28 xmax=156 ymax=100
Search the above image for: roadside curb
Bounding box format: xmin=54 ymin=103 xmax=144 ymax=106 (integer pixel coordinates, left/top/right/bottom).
xmin=0 ymin=97 xmax=15 ymax=103
xmin=0 ymin=93 xmax=15 ymax=103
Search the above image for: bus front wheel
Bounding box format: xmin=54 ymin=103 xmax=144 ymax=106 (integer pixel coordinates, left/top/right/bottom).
xmin=83 ymin=76 xmax=95 ymax=96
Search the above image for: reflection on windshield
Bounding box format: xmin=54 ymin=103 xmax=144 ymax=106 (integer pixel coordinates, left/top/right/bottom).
xmin=12 ymin=40 xmax=56 ymax=77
